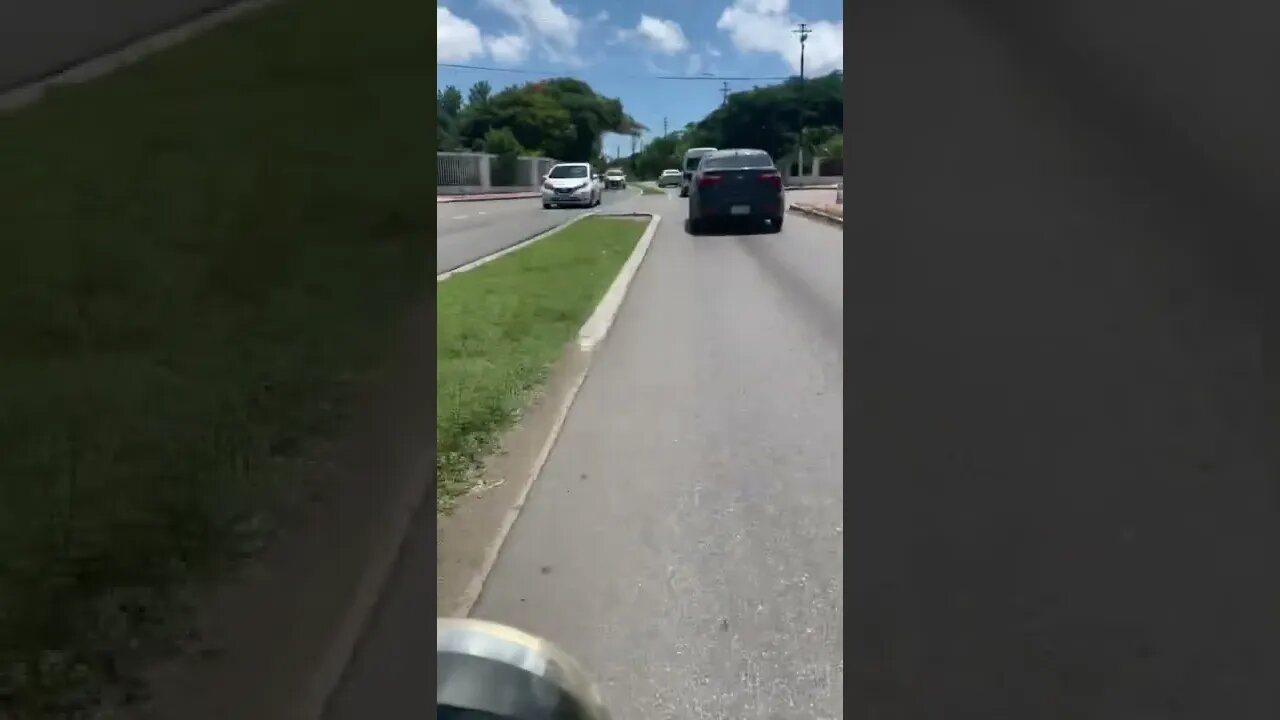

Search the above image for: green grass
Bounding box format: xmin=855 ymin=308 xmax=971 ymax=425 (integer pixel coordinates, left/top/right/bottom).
xmin=437 ymin=217 xmax=645 ymax=511
xmin=0 ymin=0 xmax=429 ymax=713
xmin=637 ymin=182 xmax=665 ymax=195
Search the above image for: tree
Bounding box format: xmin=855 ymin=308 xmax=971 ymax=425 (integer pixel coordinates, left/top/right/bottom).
xmin=620 ymin=72 xmax=843 ymax=179
xmin=437 ymin=86 xmax=463 ymax=117
xmin=467 ymin=80 xmax=491 ymax=107
xmin=437 ymin=86 xmax=465 ymax=150
xmin=483 ymin=127 xmax=524 ymax=186
xmin=685 ymin=71 xmax=842 ymax=162
xmin=452 ymin=77 xmax=641 ymax=161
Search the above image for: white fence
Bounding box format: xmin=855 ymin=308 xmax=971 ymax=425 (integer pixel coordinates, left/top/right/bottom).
xmin=779 ymin=153 xmax=843 ymax=187
xmin=437 ymin=151 xmax=557 ymax=196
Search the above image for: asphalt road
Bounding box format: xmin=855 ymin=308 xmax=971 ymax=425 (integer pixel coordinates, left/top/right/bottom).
xmin=0 ymin=0 xmax=235 ymax=91
xmin=847 ymin=2 xmax=1280 ymax=717
xmin=436 ymin=187 xmax=637 ymax=274
xmin=331 ymin=191 xmax=844 ymax=718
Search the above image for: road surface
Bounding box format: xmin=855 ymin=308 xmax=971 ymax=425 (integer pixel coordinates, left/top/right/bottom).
xmin=436 ymin=187 xmax=636 ymax=274
xmin=331 ymin=189 xmax=844 ymax=718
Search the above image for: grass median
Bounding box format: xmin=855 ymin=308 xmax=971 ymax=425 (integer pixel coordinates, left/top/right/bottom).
xmin=0 ymin=0 xmax=428 ymax=713
xmin=437 ymin=216 xmax=646 ymax=512
xmin=637 ymin=183 xmax=665 ymax=195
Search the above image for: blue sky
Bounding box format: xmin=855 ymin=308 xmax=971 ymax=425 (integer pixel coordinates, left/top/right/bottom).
xmin=437 ymin=0 xmax=843 ymax=159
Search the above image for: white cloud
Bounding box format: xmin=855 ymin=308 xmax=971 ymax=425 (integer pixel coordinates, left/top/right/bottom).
xmin=480 ymin=0 xmax=583 ymax=63
xmin=630 ymin=14 xmax=689 ymax=54
xmin=487 ymin=33 xmax=530 ymax=64
xmin=685 ymin=53 xmax=704 ymax=75
xmin=716 ymin=0 xmax=842 ymax=75
xmin=437 ymin=6 xmax=484 ymax=62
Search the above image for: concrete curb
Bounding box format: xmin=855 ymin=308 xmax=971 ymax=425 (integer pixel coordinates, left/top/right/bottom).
xmin=437 ymin=192 xmax=540 ymax=203
xmin=0 ymin=0 xmax=279 ymax=112
xmin=789 ymin=203 xmax=845 ymax=227
xmin=578 ymin=213 xmax=659 ymax=350
xmin=785 ymin=183 xmax=842 ymax=190
xmin=451 ymin=213 xmax=660 ymax=617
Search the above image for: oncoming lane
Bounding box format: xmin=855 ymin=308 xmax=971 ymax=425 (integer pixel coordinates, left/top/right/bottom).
xmin=436 ymin=187 xmax=639 ymax=274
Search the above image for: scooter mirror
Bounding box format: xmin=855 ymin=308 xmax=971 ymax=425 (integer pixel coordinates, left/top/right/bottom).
xmin=437 ymin=618 xmax=610 ymax=720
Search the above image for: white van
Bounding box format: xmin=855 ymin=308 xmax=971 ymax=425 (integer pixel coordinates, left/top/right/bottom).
xmin=679 ymin=147 xmax=717 ymax=197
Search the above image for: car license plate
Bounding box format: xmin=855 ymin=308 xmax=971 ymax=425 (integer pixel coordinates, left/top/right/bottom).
xmin=730 ymin=205 xmax=750 ymax=215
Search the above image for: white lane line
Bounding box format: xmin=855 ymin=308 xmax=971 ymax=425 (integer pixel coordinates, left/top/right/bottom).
xmin=452 ymin=214 xmax=469 ymax=219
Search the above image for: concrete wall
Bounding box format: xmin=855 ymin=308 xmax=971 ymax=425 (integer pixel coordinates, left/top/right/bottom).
xmin=0 ymin=0 xmax=238 ymax=91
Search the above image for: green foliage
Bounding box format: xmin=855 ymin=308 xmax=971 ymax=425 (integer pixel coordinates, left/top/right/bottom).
xmin=625 ymin=71 xmax=843 ymax=178
xmin=436 ymin=78 xmax=640 ymax=161
xmin=437 ymin=85 xmax=464 ymax=150
xmin=819 ymin=133 xmax=843 ymax=158
xmin=483 ymin=128 xmax=524 ymax=186
xmin=482 ymin=127 xmax=523 ymax=156
xmin=467 ymin=80 xmax=491 ymax=107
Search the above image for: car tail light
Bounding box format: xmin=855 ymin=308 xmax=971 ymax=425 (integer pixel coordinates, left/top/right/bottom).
xmin=697 ymin=174 xmax=723 ymax=188
xmin=758 ymin=172 xmax=782 ymax=190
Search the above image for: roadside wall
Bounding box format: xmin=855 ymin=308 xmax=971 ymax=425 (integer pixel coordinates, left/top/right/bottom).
xmin=0 ymin=0 xmax=238 ymax=91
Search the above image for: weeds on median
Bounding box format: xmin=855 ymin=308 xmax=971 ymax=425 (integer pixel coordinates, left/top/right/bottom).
xmin=0 ymin=0 xmax=429 ymax=712
xmin=437 ymin=217 xmax=645 ymax=512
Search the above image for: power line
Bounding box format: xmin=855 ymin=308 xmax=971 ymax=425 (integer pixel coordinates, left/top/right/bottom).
xmin=438 ymin=62 xmax=788 ymax=82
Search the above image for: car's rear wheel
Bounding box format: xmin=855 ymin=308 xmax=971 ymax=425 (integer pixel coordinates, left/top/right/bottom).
xmin=766 ymin=215 xmax=783 ymax=233
xmin=686 ymin=217 xmax=703 ymax=235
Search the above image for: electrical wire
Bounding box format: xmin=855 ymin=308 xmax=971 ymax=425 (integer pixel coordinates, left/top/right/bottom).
xmin=438 ymin=62 xmax=791 ymax=82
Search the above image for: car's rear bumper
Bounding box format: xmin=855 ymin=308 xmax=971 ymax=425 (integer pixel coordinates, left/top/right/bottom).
xmin=691 ymin=197 xmax=784 ymax=220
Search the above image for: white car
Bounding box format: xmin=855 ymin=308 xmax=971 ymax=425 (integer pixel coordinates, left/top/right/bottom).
xmin=656 ymin=168 xmax=682 ymax=187
xmin=542 ymin=162 xmax=602 ymax=208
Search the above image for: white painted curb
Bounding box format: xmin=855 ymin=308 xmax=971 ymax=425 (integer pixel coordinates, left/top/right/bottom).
xmin=453 ymin=212 xmax=660 ymax=617
xmin=437 ymin=211 xmax=597 ymax=282
xmin=789 ymin=204 xmax=844 ymax=225
xmin=578 ymin=213 xmax=660 ymax=350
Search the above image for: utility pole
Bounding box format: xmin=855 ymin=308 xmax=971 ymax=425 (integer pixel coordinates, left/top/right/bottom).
xmin=663 ymin=117 xmax=668 ymax=136
xmin=720 ymin=81 xmax=730 ymax=106
xmin=793 ymin=22 xmax=812 ymax=178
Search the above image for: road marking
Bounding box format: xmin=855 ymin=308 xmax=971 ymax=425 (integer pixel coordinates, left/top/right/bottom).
xmin=477 ymin=211 xmax=487 ymax=215
xmin=452 ymin=214 xmax=469 ymax=219
xmin=437 ymin=211 xmax=598 ymax=281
